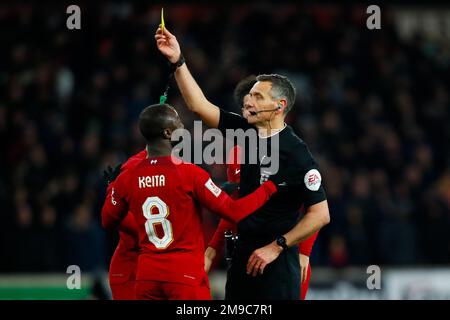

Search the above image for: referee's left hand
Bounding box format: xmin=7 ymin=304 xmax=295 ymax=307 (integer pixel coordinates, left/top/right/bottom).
xmin=246 ymin=241 xmax=283 ymax=277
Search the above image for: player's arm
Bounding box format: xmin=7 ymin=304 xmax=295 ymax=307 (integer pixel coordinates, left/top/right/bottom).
xmin=203 ymin=165 xmax=305 ymax=224
xmin=299 ymin=230 xmax=318 ymax=283
xmin=205 ymin=218 xmax=237 ymax=272
xmin=155 ymin=27 xmax=220 ymax=128
xmin=204 ymin=247 xmax=216 ymax=273
xmin=208 ymin=179 xmax=276 ymax=223
xmin=208 ymin=218 xmax=236 ymax=253
xmin=207 ymin=178 xmax=239 ymax=252
xmin=191 ymin=166 xmax=277 ymax=223
xmin=205 ymin=163 xmax=240 ymax=272
xmin=117 ymin=212 xmax=138 ymax=236
xmin=101 ymin=179 xmax=129 ymax=231
xmin=299 ymin=230 xmax=319 ymax=256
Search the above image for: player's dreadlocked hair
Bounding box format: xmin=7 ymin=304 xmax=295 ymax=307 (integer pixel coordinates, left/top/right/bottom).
xmin=233 ymin=75 xmax=257 ymax=107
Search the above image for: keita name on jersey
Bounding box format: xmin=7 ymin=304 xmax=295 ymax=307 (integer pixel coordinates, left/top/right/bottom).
xmin=138 ymin=175 xmax=165 ymax=188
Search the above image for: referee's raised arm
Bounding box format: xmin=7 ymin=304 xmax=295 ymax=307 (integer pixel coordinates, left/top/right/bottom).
xmin=155 ymin=27 xmax=220 ymax=128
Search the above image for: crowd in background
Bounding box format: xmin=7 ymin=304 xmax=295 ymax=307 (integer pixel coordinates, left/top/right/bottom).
xmin=0 ymin=3 xmax=449 ymax=273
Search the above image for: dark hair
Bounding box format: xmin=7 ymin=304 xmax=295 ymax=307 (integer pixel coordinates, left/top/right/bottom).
xmin=256 ymin=74 xmax=296 ymax=114
xmin=233 ymin=75 xmax=257 ymax=107
xmin=138 ymin=103 xmax=179 ymax=142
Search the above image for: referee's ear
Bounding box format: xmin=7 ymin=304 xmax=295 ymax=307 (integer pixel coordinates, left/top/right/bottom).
xmin=277 ymin=100 xmax=287 ymax=114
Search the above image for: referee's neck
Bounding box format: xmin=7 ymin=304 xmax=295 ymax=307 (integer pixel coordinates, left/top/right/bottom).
xmin=256 ymin=121 xmax=287 ymax=138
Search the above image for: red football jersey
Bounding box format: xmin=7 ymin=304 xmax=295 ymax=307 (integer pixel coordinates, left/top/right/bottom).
xmin=102 ymin=155 xmax=276 ymax=286
xmin=107 ymin=149 xmax=147 ymax=287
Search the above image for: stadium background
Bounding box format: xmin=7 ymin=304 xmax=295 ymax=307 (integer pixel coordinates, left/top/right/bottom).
xmin=0 ymin=2 xmax=449 ymax=299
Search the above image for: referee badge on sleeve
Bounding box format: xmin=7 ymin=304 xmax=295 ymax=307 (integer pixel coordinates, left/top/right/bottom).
xmin=304 ymin=169 xmax=321 ymax=191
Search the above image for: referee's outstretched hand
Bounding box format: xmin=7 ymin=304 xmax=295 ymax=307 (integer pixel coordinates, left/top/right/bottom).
xmin=103 ymin=163 xmax=122 ymax=185
xmin=155 ymin=26 xmax=181 ymax=64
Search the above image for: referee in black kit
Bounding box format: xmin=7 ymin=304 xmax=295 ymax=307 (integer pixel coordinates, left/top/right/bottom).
xmin=156 ymin=27 xmax=330 ymax=300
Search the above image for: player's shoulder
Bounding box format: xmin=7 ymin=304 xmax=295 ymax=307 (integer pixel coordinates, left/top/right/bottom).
xmin=120 ymin=157 xmax=151 ymax=182
xmin=121 ymin=149 xmax=147 ymax=171
xmin=169 ymin=160 xmax=210 ymax=190
xmin=113 ymin=162 xmax=135 ymax=190
xmin=130 ymin=149 xmax=148 ymax=161
xmin=153 ymin=156 xmax=202 ymax=177
xmin=174 ymin=161 xmax=211 ymax=184
xmin=178 ymin=160 xmax=206 ymax=174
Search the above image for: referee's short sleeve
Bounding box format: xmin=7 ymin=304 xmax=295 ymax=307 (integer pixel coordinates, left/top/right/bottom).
xmin=294 ymin=143 xmax=327 ymax=208
xmin=218 ymin=108 xmax=253 ymax=135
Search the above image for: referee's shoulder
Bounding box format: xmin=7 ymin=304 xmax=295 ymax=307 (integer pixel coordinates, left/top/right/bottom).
xmin=285 ymin=126 xmax=316 ymax=162
xmin=285 ymin=125 xmax=308 ymax=149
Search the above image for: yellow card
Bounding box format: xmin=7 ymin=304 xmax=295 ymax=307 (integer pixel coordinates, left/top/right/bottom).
xmin=161 ymin=8 xmax=165 ymax=34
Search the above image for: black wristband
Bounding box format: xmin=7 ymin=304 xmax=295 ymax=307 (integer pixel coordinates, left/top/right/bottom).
xmin=276 ymin=236 xmax=288 ymax=251
xmin=169 ymin=53 xmax=185 ymax=73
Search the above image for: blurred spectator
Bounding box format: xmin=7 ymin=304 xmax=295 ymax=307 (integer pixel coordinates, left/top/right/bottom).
xmin=63 ymin=203 xmax=106 ymax=272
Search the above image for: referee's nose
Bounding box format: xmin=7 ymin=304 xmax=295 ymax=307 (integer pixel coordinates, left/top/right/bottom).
xmin=245 ymin=97 xmax=257 ymax=111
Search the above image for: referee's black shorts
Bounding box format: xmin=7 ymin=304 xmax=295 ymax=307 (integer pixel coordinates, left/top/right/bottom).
xmin=225 ymin=241 xmax=300 ymax=300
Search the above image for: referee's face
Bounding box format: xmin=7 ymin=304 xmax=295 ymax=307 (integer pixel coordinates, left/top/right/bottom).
xmin=247 ymin=81 xmax=278 ymax=125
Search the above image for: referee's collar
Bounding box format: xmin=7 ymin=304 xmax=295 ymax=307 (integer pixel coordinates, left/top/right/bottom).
xmin=258 ymin=123 xmax=288 ymax=139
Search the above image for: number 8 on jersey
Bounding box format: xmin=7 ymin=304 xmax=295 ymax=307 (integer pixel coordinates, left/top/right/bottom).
xmin=142 ymin=196 xmax=173 ymax=249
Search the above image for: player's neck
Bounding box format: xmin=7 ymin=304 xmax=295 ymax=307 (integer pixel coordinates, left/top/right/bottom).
xmin=146 ymin=141 xmax=172 ymax=158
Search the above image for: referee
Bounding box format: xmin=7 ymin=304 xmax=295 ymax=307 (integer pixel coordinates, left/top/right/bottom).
xmin=155 ymin=27 xmax=330 ymax=299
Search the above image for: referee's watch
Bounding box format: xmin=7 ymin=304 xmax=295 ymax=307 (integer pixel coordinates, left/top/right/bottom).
xmin=169 ymin=53 xmax=185 ymax=72
xmin=276 ymin=236 xmax=288 ymax=251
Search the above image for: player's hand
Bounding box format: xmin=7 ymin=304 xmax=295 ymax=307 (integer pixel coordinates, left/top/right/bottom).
xmin=103 ymin=163 xmax=122 ymax=185
xmin=220 ymin=181 xmax=239 ymax=196
xmin=299 ymin=254 xmax=310 ymax=284
xmin=155 ymin=26 xmax=181 ymax=64
xmin=204 ymin=247 xmax=217 ymax=273
xmin=246 ymin=241 xmax=282 ymax=277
